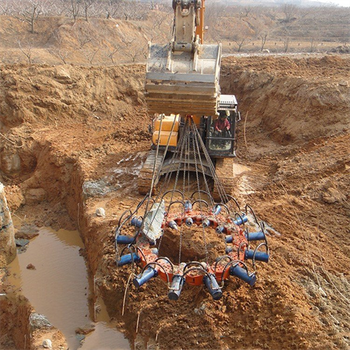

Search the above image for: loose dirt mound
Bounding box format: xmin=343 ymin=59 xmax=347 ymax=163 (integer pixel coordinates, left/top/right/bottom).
xmin=1 ymin=55 xmax=350 ymax=349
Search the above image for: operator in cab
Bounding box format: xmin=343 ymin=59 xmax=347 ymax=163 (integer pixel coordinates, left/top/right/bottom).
xmin=214 ymin=110 xmax=231 ymax=136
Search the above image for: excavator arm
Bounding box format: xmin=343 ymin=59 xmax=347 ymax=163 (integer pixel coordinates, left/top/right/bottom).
xmin=145 ymin=0 xmax=221 ymax=116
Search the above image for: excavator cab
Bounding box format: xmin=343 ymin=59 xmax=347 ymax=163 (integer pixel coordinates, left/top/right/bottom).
xmin=205 ymin=94 xmax=239 ymax=158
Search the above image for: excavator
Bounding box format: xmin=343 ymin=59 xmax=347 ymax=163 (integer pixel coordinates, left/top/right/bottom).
xmin=138 ymin=0 xmax=241 ymax=197
xmin=114 ymin=0 xmax=270 ymax=301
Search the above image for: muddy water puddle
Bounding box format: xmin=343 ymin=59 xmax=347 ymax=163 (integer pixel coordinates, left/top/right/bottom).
xmin=9 ymin=227 xmax=130 ymax=350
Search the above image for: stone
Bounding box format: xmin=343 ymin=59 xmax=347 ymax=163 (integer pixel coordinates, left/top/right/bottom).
xmin=95 ymin=207 xmax=106 ymax=217
xmin=76 ymin=333 xmax=85 ymax=344
xmin=15 ymin=238 xmax=30 ymax=247
xmin=75 ymin=324 xmax=95 ymax=335
xmin=54 ymin=67 xmax=72 ymax=84
xmin=322 ymin=187 xmax=346 ymax=204
xmin=15 ymin=224 xmax=39 ymax=239
xmin=26 ymin=263 xmax=36 ymax=270
xmin=42 ymin=339 xmax=52 ymax=348
xmin=82 ymin=180 xmax=111 ymax=198
xmin=29 ymin=313 xmax=52 ymax=329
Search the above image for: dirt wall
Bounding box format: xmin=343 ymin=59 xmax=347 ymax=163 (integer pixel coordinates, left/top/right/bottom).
xmin=0 ymin=293 xmax=31 ymax=350
xmin=221 ymin=55 xmax=350 ymax=150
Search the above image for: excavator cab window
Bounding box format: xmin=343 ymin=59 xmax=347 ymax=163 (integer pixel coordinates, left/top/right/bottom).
xmin=206 ymin=110 xmax=237 ymax=156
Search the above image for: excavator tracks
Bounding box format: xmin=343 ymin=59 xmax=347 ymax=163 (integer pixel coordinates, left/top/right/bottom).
xmin=137 ymin=149 xmax=164 ymax=195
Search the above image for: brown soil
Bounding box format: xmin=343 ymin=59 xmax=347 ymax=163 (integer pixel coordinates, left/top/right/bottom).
xmin=0 ymin=16 xmax=350 ymax=350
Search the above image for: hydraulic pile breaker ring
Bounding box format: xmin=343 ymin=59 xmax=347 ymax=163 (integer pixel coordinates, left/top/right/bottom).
xmin=115 ymin=195 xmax=269 ymax=301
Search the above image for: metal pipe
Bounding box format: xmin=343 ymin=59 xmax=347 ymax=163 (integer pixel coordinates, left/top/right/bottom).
xmin=225 ymin=235 xmax=232 ymax=243
xmin=216 ymin=225 xmax=225 ymax=234
xmin=168 ymin=220 xmax=178 ymax=230
xmin=202 ymin=218 xmax=210 ymax=227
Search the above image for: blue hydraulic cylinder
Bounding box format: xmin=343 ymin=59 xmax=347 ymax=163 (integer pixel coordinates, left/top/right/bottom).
xmin=202 ymin=218 xmax=211 ymax=227
xmin=185 ymin=217 xmax=193 ymax=226
xmin=131 ymin=217 xmax=142 ymax=228
xmin=245 ymin=231 xmax=265 ymax=241
xmin=245 ymin=249 xmax=269 ymax=263
xmin=116 ymin=235 xmax=134 ymax=245
xmin=229 ymin=265 xmax=256 ymax=286
xmin=212 ymin=205 xmax=221 ymax=215
xmin=117 ymin=253 xmax=140 ymax=266
xmin=233 ymin=215 xmax=248 ymax=226
xmin=225 ymin=246 xmax=234 ymax=254
xmin=168 ymin=220 xmax=178 ymax=230
xmin=225 ymin=235 xmax=233 ymax=243
xmin=184 ymin=200 xmax=192 ymax=212
xmin=216 ymin=226 xmax=225 ymax=234
xmin=133 ymin=267 xmax=158 ymax=288
xmin=168 ymin=275 xmax=185 ymax=301
xmin=203 ymin=274 xmax=223 ymax=300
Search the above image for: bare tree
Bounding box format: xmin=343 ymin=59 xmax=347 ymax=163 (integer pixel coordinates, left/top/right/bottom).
xmin=310 ymin=37 xmax=317 ymax=52
xmin=281 ymin=4 xmax=298 ymax=23
xmin=119 ymin=37 xmax=147 ymax=63
xmin=283 ymin=36 xmax=290 ymax=53
xmin=83 ymin=0 xmax=95 ymax=22
xmin=69 ymin=0 xmax=81 ymax=22
xmin=18 ymin=40 xmax=34 ymax=64
xmin=279 ymin=26 xmax=291 ymax=53
xmin=47 ymin=29 xmax=70 ymax=63
xmin=129 ymin=46 xmax=147 ymax=63
xmin=259 ymin=31 xmax=268 ymax=51
xmin=146 ymin=11 xmax=172 ymax=42
xmin=77 ymin=35 xmax=92 ymax=49
xmin=20 ymin=0 xmax=43 ymax=34
xmin=46 ymin=0 xmax=68 ymax=16
xmin=0 ymin=0 xmax=16 ymax=15
xmin=243 ymin=6 xmax=252 ymax=17
xmin=47 ymin=48 xmax=70 ymax=64
xmin=83 ymin=47 xmax=99 ymax=64
xmin=232 ymin=35 xmax=247 ymax=52
xmin=105 ymin=46 xmax=119 ymax=64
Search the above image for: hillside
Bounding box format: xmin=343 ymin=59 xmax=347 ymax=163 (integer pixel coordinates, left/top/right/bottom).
xmin=0 ymin=3 xmax=349 ymax=66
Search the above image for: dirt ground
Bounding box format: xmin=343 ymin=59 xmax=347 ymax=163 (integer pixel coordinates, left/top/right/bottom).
xmin=0 ymin=16 xmax=350 ymax=350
